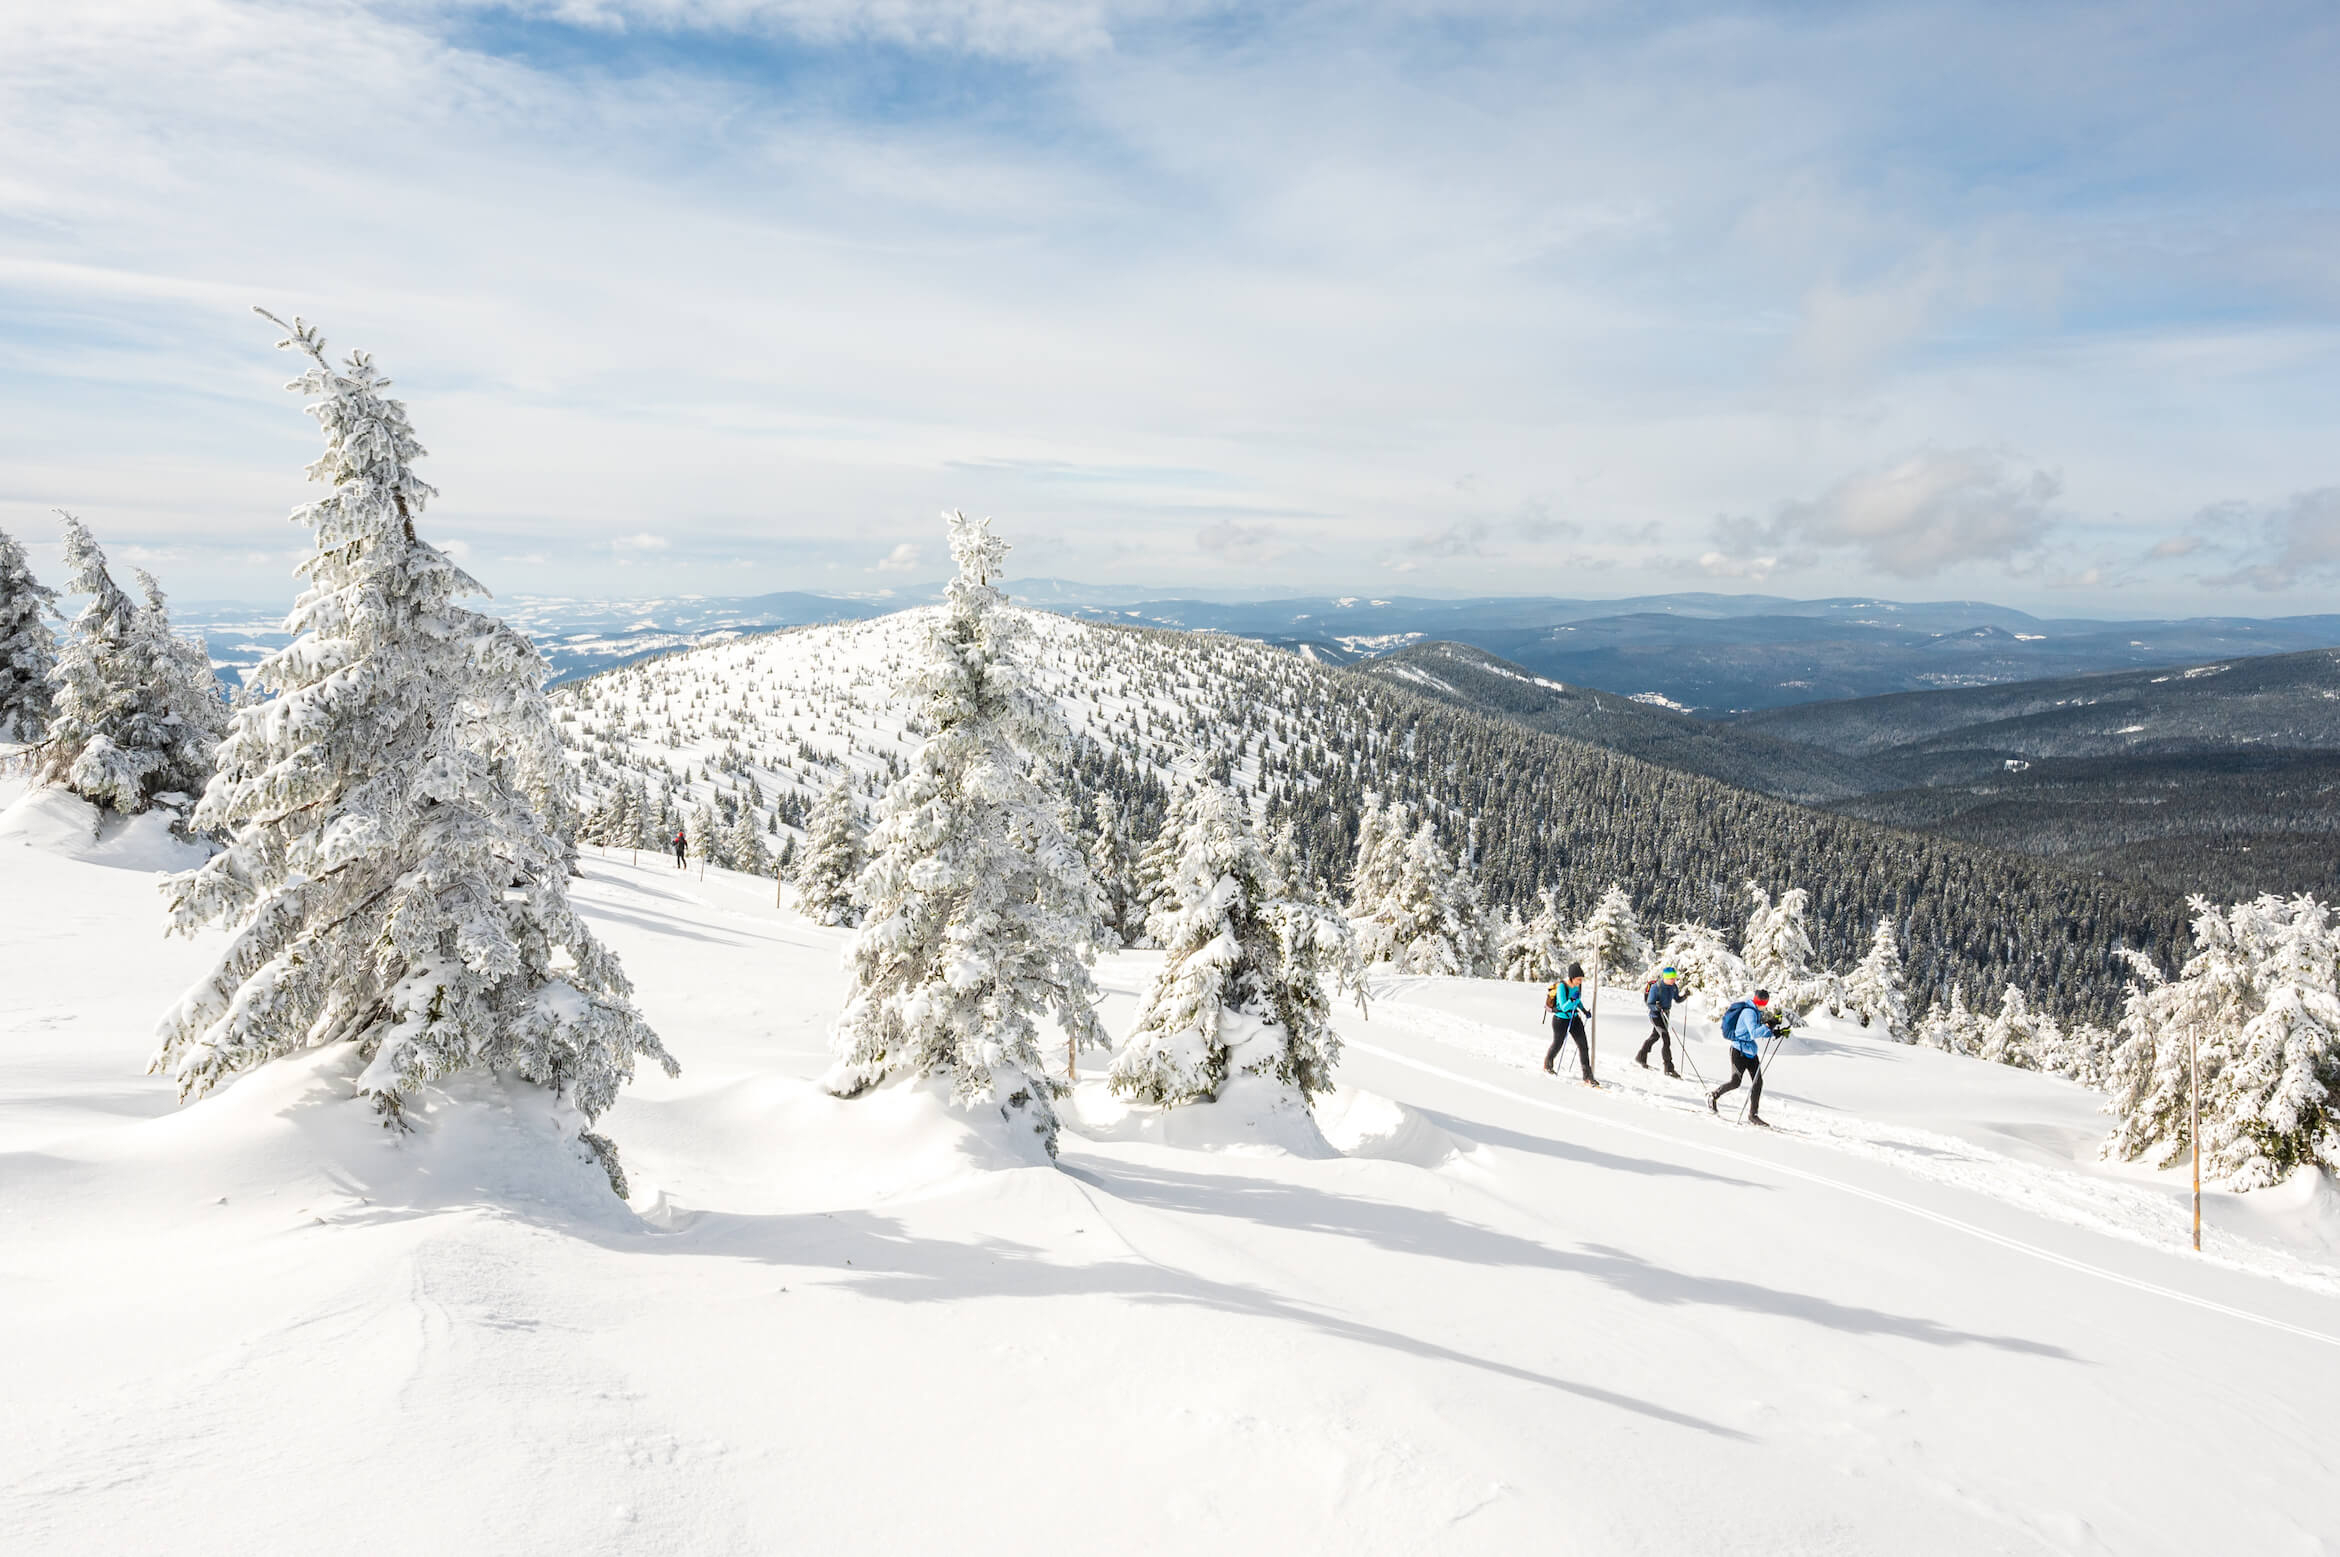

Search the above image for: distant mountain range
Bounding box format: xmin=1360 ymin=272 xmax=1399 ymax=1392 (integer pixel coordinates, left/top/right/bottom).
xmin=172 ymin=583 xmax=2340 ymax=712
xmin=1364 ymin=639 xmax=2340 ymax=900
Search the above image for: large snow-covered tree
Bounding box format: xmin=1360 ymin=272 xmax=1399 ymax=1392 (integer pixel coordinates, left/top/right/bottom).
xmin=35 ymin=516 xmax=221 ymax=817
xmin=1138 ymin=780 xmax=1202 ymax=947
xmin=1741 ymin=883 xmax=1824 ymax=1014
xmin=824 ymin=512 xmax=1107 ymax=1156
xmin=1363 ymin=816 xmax=1485 ymax=974
xmin=1344 ymin=794 xmax=1406 ymax=928
xmin=1842 ymin=918 xmax=1912 ymax=1040
xmin=1654 ymin=920 xmax=1752 ymax=1015
xmin=1087 ymin=789 xmax=1144 ymax=946
xmin=1916 ymin=984 xmax=1976 ymax=1054
xmin=0 ymin=523 xmax=58 ymax=740
xmin=2105 ymin=894 xmax=2340 ymax=1190
xmin=794 ymin=777 xmax=863 ymax=926
xmin=1497 ymin=889 xmax=1569 ymax=981
xmin=1572 ymin=882 xmax=1650 ymax=982
xmin=153 ymin=316 xmax=673 ymax=1194
xmin=1978 ymin=984 xmax=2059 ymax=1069
xmin=1109 ymin=783 xmax=1362 ymax=1107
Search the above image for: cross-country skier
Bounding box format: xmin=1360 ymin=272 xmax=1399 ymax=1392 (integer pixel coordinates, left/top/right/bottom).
xmin=1636 ymin=965 xmax=1683 ymax=1077
xmin=672 ymin=828 xmax=688 ymax=869
xmin=1544 ymin=962 xmax=1594 ymax=1083
xmin=1709 ymin=988 xmax=1772 ymax=1125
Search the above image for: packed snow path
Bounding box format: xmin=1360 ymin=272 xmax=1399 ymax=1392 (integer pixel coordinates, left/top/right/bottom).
xmin=6 ymin=810 xmax=2339 ymax=1553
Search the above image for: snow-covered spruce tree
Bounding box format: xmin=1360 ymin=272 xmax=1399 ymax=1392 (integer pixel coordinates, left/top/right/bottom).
xmin=132 ymin=569 xmax=228 ymax=791
xmin=725 ymin=805 xmax=772 ymax=876
xmin=1916 ymin=984 xmax=1976 ymax=1053
xmin=1344 ymin=795 xmax=1406 ymax=930
xmin=825 ymin=512 xmax=1107 ymax=1156
xmin=1138 ymin=780 xmax=1202 ymax=947
xmin=1977 ymin=984 xmax=2059 ymax=1069
xmin=0 ymin=523 xmax=58 ymax=740
xmin=686 ymin=799 xmax=720 ymax=870
xmin=1108 ymin=783 xmax=1363 ymax=1107
xmin=1573 ymin=882 xmax=1650 ymax=983
xmin=153 ymin=316 xmax=674 ymax=1194
xmin=1655 ymin=920 xmax=1752 ymax=1015
xmin=1372 ymin=816 xmax=1484 ymax=975
xmin=1741 ymin=883 xmax=1823 ymax=1015
xmin=794 ymin=777 xmax=863 ymax=926
xmin=1499 ymin=889 xmax=1570 ymax=981
xmin=1087 ymin=789 xmax=1144 ymax=946
xmin=2104 ymin=895 xmax=2340 ymax=1189
xmin=35 ymin=516 xmax=219 ymax=817
xmin=1842 ymin=918 xmax=1911 ymax=1040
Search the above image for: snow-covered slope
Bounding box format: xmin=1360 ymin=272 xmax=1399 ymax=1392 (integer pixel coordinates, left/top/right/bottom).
xmin=6 ymin=765 xmax=2339 ymax=1554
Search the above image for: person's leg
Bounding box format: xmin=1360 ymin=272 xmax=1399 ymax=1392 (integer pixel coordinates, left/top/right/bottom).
xmin=1569 ymin=1015 xmax=1593 ymax=1081
xmin=1710 ymin=1052 xmax=1745 ymax=1106
xmin=1543 ymin=1019 xmax=1563 ymax=1073
xmin=1635 ymin=1016 xmax=1658 ymax=1066
xmin=1658 ymin=1009 xmax=1677 ymax=1076
xmin=1747 ymin=1055 xmax=1765 ymax=1120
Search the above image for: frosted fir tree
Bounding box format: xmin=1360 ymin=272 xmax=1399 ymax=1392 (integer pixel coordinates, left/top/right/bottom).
xmin=1498 ymin=889 xmax=1571 ymax=981
xmin=725 ymin=806 xmax=772 ymax=876
xmin=1842 ymin=918 xmax=1911 ymax=1040
xmin=1344 ymin=795 xmax=1406 ymax=927
xmin=154 ymin=316 xmax=673 ymax=1194
xmin=1977 ymin=984 xmax=2058 ymax=1069
xmin=1087 ymin=789 xmax=1144 ymax=946
xmin=1654 ymin=920 xmax=1752 ymax=1015
xmin=1138 ymin=781 xmax=1202 ymax=946
xmin=824 ymin=512 xmax=1108 ymax=1157
xmin=35 ymin=515 xmax=220 ymax=818
xmin=1375 ymin=816 xmax=1484 ymax=975
xmin=2105 ymin=895 xmax=2340 ymax=1189
xmin=1741 ymin=883 xmax=1822 ymax=1015
xmin=794 ymin=777 xmax=864 ymax=926
xmin=685 ymin=799 xmax=720 ymax=871
xmin=1572 ymin=882 xmax=1650 ymax=983
xmin=1108 ymin=784 xmax=1363 ymax=1107
xmin=1915 ymin=984 xmax=1976 ymax=1053
xmin=132 ymin=569 xmax=228 ymax=790
xmin=0 ymin=523 xmax=58 ymax=740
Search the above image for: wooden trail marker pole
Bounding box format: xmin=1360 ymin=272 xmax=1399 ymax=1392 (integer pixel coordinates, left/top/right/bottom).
xmin=1589 ymin=964 xmax=1601 ymax=1073
xmin=2190 ymin=1022 xmax=2202 ymax=1253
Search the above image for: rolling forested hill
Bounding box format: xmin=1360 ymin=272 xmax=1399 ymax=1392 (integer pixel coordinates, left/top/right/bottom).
xmin=552 ymin=609 xmax=2193 ymax=1024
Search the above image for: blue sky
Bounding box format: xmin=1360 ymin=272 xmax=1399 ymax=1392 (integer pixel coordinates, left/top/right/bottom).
xmin=2 ymin=0 xmax=2335 ymax=613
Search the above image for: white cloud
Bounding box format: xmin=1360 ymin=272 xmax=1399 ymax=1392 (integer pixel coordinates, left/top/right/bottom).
xmin=1737 ymin=449 xmax=2061 ymax=578
xmin=611 ymin=533 xmax=670 ymax=553
xmin=2204 ymin=487 xmax=2340 ymax=590
xmin=874 ymin=541 xmax=920 ymax=572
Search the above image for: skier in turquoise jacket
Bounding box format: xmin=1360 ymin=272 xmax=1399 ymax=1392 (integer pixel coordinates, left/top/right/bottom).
xmin=1543 ymin=962 xmax=1593 ymax=1083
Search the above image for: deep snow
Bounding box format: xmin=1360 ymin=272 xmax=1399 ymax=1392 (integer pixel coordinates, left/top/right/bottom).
xmin=5 ymin=770 xmax=2340 ymax=1554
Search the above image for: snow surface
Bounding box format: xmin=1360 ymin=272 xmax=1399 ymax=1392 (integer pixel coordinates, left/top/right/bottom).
xmin=6 ymin=766 xmax=2340 ymax=1553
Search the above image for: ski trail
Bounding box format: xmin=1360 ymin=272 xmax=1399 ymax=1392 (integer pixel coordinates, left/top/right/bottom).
xmin=1345 ymin=1036 xmax=2340 ymax=1351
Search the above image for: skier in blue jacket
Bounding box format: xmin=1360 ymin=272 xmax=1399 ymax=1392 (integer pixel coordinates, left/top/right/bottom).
xmin=1709 ymin=988 xmax=1774 ymax=1125
xmin=1635 ymin=966 xmax=1683 ymax=1077
xmin=1543 ymin=962 xmax=1594 ymax=1083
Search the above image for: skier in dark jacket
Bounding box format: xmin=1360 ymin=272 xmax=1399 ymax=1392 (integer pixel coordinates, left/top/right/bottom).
xmin=1635 ymin=966 xmax=1683 ymax=1077
xmin=1543 ymin=962 xmax=1594 ymax=1083
xmin=1709 ymin=989 xmax=1774 ymax=1125
xmin=672 ymin=828 xmax=688 ymax=869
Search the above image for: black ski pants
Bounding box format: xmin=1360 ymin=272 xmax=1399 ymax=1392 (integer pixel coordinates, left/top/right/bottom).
xmin=1545 ymin=1014 xmax=1592 ymax=1080
xmin=1636 ymin=1007 xmax=1675 ymax=1072
xmin=1712 ymin=1049 xmax=1763 ymax=1114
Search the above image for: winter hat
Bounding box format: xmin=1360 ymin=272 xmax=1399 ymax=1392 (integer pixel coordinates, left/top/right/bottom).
xmin=1661 ymin=967 xmax=1678 ymax=980
xmin=1751 ymin=988 xmax=1770 ymax=1006
xmin=1566 ymin=961 xmax=1585 ymax=980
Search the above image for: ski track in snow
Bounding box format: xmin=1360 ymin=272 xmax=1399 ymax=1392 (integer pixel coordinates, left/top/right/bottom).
xmin=1361 ymin=985 xmax=2340 ymax=1305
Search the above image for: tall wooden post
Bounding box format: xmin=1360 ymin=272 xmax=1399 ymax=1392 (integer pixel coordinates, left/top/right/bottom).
xmin=1589 ymin=964 xmax=1601 ymax=1072
xmin=2190 ymin=1022 xmax=2202 ymax=1252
